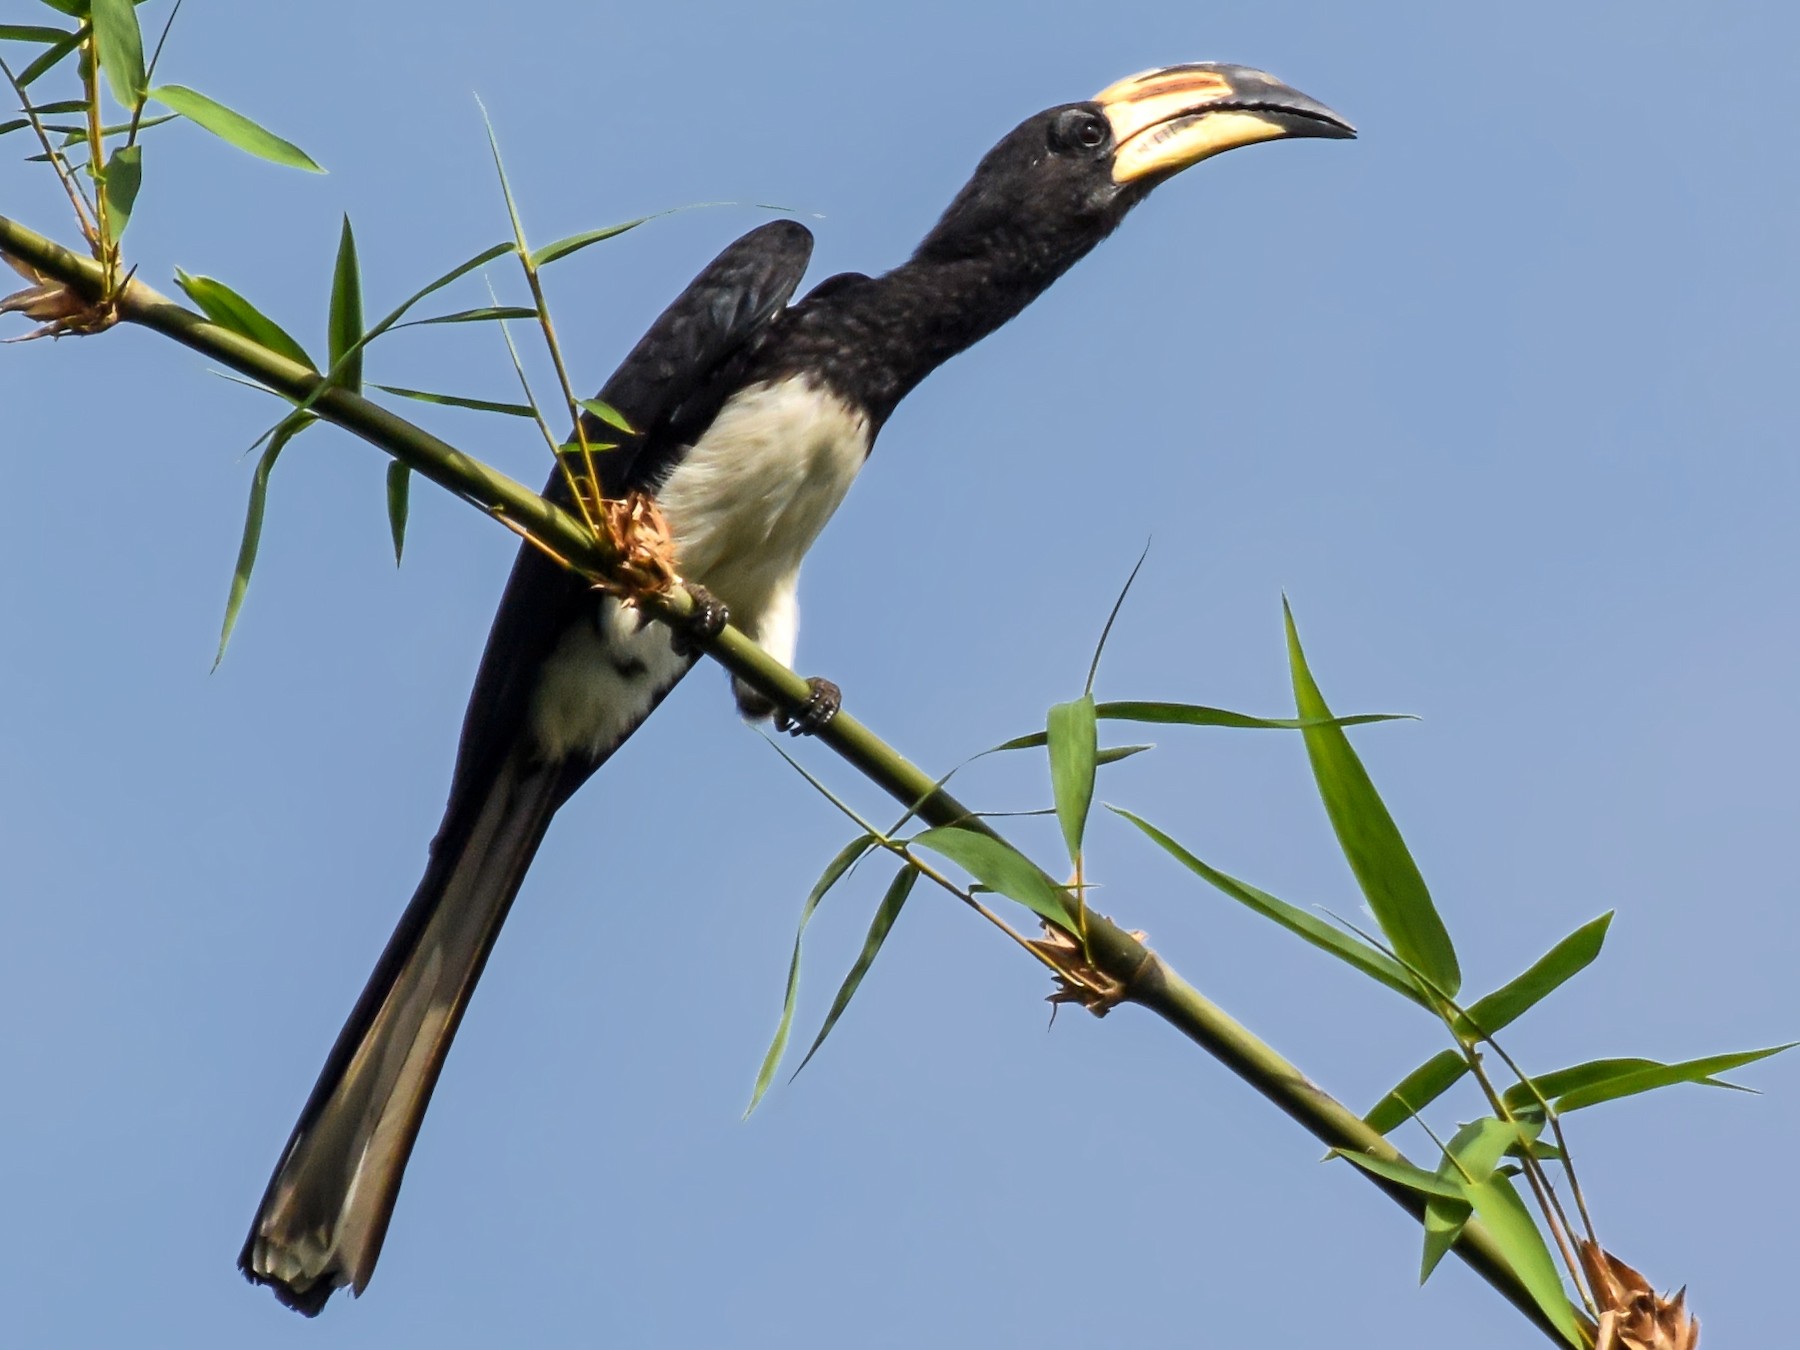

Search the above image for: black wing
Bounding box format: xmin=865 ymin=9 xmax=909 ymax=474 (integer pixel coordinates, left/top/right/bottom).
xmin=445 ymin=219 xmax=815 ymax=811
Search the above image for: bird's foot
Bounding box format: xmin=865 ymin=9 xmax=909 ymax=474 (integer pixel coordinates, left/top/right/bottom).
xmin=775 ymin=677 xmax=842 ymax=736
xmin=669 ymin=584 xmax=729 ymax=657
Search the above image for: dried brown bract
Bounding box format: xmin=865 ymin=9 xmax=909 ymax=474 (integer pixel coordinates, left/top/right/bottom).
xmin=1 ymin=253 xmax=117 ymax=340
xmin=1581 ymin=1240 xmax=1699 ymax=1350
xmin=597 ymin=490 xmax=680 ymax=597
xmin=1028 ymin=920 xmax=1148 ymax=1018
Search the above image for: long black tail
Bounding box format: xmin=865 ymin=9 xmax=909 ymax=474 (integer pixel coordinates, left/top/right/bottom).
xmin=239 ymin=747 xmax=572 ymax=1315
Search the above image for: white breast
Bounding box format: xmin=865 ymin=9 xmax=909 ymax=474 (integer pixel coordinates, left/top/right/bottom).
xmin=655 ymin=378 xmax=872 ymax=633
xmin=527 ymin=378 xmax=871 ymax=760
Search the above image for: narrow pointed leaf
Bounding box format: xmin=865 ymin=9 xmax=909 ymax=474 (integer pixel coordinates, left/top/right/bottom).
xmin=42 ymin=110 xmax=176 ymax=144
xmin=1418 ymin=1117 xmax=1522 ymax=1284
xmin=400 ymin=305 xmax=536 ymax=326
xmin=1421 ymin=1193 xmax=1472 ymax=1283
xmin=1095 ymin=744 xmax=1152 ymax=766
xmin=17 ymin=25 xmax=83 ymax=87
xmin=327 ymin=215 xmax=363 ymax=392
xmin=529 ymin=216 xmax=648 ymax=267
xmin=1531 ymin=1044 xmax=1795 ymax=1114
xmin=173 ymin=269 xmax=313 ymax=369
xmin=1366 ymin=913 xmax=1614 ymax=1133
xmin=1462 ymin=1174 xmax=1586 ymax=1346
xmin=745 ymin=832 xmax=877 ymax=1115
xmin=577 ymin=397 xmax=635 ymax=435
xmin=1365 ymin=1049 xmax=1472 ymax=1138
xmin=326 ymin=243 xmax=516 ymax=382
xmin=0 ymin=25 xmax=76 ymax=43
xmin=253 ymin=241 xmax=514 ymax=430
xmin=792 ymin=865 xmax=917 ymax=1078
xmin=215 ymin=414 xmax=312 ymax=667
xmin=1285 ymin=601 xmax=1459 ymax=997
xmin=1503 ymin=1058 xmax=1688 ymax=1111
xmin=1446 ymin=1116 xmax=1536 ymax=1181
xmin=911 ymin=827 xmax=1073 ymax=926
xmin=1329 ymin=1149 xmax=1465 ymax=1200
xmin=89 ymin=0 xmax=145 ymax=108
xmin=374 ymin=384 xmax=535 ymax=418
xmin=385 ymin=461 xmax=410 ymax=565
xmin=148 ymin=83 xmax=322 ymax=171
xmin=1453 ymin=913 xmax=1612 ymax=1038
xmin=1047 ymin=695 xmax=1097 ymax=865
xmin=1098 ymin=700 xmax=1410 ymax=731
xmin=1085 ymin=542 xmax=1149 ymax=692
xmin=1112 ymin=808 xmax=1427 ymax=1006
xmin=99 ymin=143 xmax=139 ymax=241
xmin=991 ymin=704 xmax=1405 ymax=754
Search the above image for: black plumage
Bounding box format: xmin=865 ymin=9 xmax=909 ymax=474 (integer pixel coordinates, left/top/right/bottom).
xmin=241 ymin=63 xmax=1352 ymax=1314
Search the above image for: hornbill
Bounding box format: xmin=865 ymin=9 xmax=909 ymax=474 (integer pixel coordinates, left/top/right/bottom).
xmin=240 ymin=63 xmax=1353 ymax=1314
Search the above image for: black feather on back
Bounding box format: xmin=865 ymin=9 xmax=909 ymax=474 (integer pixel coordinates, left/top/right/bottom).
xmin=438 ymin=220 xmax=815 ymax=824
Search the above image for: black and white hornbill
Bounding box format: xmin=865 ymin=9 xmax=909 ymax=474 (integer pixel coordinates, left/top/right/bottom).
xmin=240 ymin=62 xmax=1352 ymax=1314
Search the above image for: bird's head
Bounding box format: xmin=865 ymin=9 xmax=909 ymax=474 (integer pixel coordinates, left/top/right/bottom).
xmin=915 ymin=63 xmax=1353 ymax=273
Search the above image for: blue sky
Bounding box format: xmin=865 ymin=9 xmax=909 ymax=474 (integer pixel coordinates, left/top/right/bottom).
xmin=3 ymin=1 xmax=1795 ymax=1345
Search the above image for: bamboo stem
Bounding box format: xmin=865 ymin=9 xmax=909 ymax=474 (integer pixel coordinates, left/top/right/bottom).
xmin=0 ymin=208 xmax=1585 ymax=1346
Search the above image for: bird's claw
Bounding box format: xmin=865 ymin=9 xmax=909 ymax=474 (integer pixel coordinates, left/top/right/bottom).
xmin=670 ymin=585 xmax=729 ymax=657
xmin=776 ymin=677 xmax=841 ymax=736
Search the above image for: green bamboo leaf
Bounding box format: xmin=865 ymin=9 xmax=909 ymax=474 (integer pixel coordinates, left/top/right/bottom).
xmin=1365 ymin=914 xmax=1614 ymax=1134
xmin=1420 ymin=1191 xmax=1471 ymax=1284
xmin=1452 ymin=913 xmax=1612 ymax=1038
xmin=746 ymin=832 xmax=878 ymax=1116
xmin=374 ymin=384 xmax=535 ymax=418
xmin=1099 ymin=700 xmax=1410 ymax=731
xmin=327 ymin=215 xmax=363 ymax=392
xmin=1419 ymin=1116 xmax=1534 ymax=1282
xmin=1503 ymin=1058 xmax=1683 ymax=1112
xmin=215 ymin=413 xmax=312 ymax=667
xmin=0 ymin=25 xmax=75 ymax=43
xmin=991 ymin=704 xmax=1406 ymax=754
xmin=1366 ymin=1049 xmax=1469 ymax=1139
xmin=1448 ymin=1116 xmax=1535 ymax=1181
xmin=148 ymin=83 xmax=322 ymax=172
xmin=911 ymin=826 xmax=1073 ymax=926
xmin=30 ymin=1 xmax=87 ymax=15
xmin=1328 ymin=1149 xmax=1465 ymax=1200
xmin=385 ymin=460 xmax=409 ymax=566
xmin=33 ymin=110 xmax=177 ymax=142
xmin=89 ymin=0 xmax=144 ymax=109
xmin=1085 ymin=542 xmax=1149 ymax=692
xmin=398 ymin=305 xmax=536 ymax=326
xmin=1047 ymin=695 xmax=1097 ymax=866
xmin=1285 ymin=600 xmax=1460 ymax=997
xmin=288 ymin=242 xmax=513 ymax=420
xmin=1095 ymin=744 xmax=1152 ymax=766
xmin=173 ymin=268 xmax=314 ymax=369
xmin=0 ymin=119 xmax=28 ymax=138
xmin=1112 ymin=807 xmax=1428 ymax=1006
xmin=21 ymin=99 xmax=87 ymax=114
xmin=1462 ymin=1174 xmax=1586 ymax=1346
xmin=577 ymin=397 xmax=636 ymax=435
xmin=17 ymin=24 xmax=83 ymax=87
xmin=1523 ymin=1044 xmax=1795 ymax=1114
xmin=791 ymin=864 xmax=918 ymax=1078
xmin=99 ymin=142 xmax=139 ymax=241
xmin=529 ymin=216 xmax=648 ymax=267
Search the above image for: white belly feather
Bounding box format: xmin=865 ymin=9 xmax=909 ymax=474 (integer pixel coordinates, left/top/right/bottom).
xmin=528 ymin=379 xmax=872 ymax=759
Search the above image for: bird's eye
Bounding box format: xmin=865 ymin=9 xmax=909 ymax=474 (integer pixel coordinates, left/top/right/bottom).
xmin=1053 ymin=109 xmax=1110 ymax=153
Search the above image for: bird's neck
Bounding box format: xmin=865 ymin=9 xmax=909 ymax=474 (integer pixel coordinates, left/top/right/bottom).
xmin=816 ymin=246 xmax=1085 ymax=425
